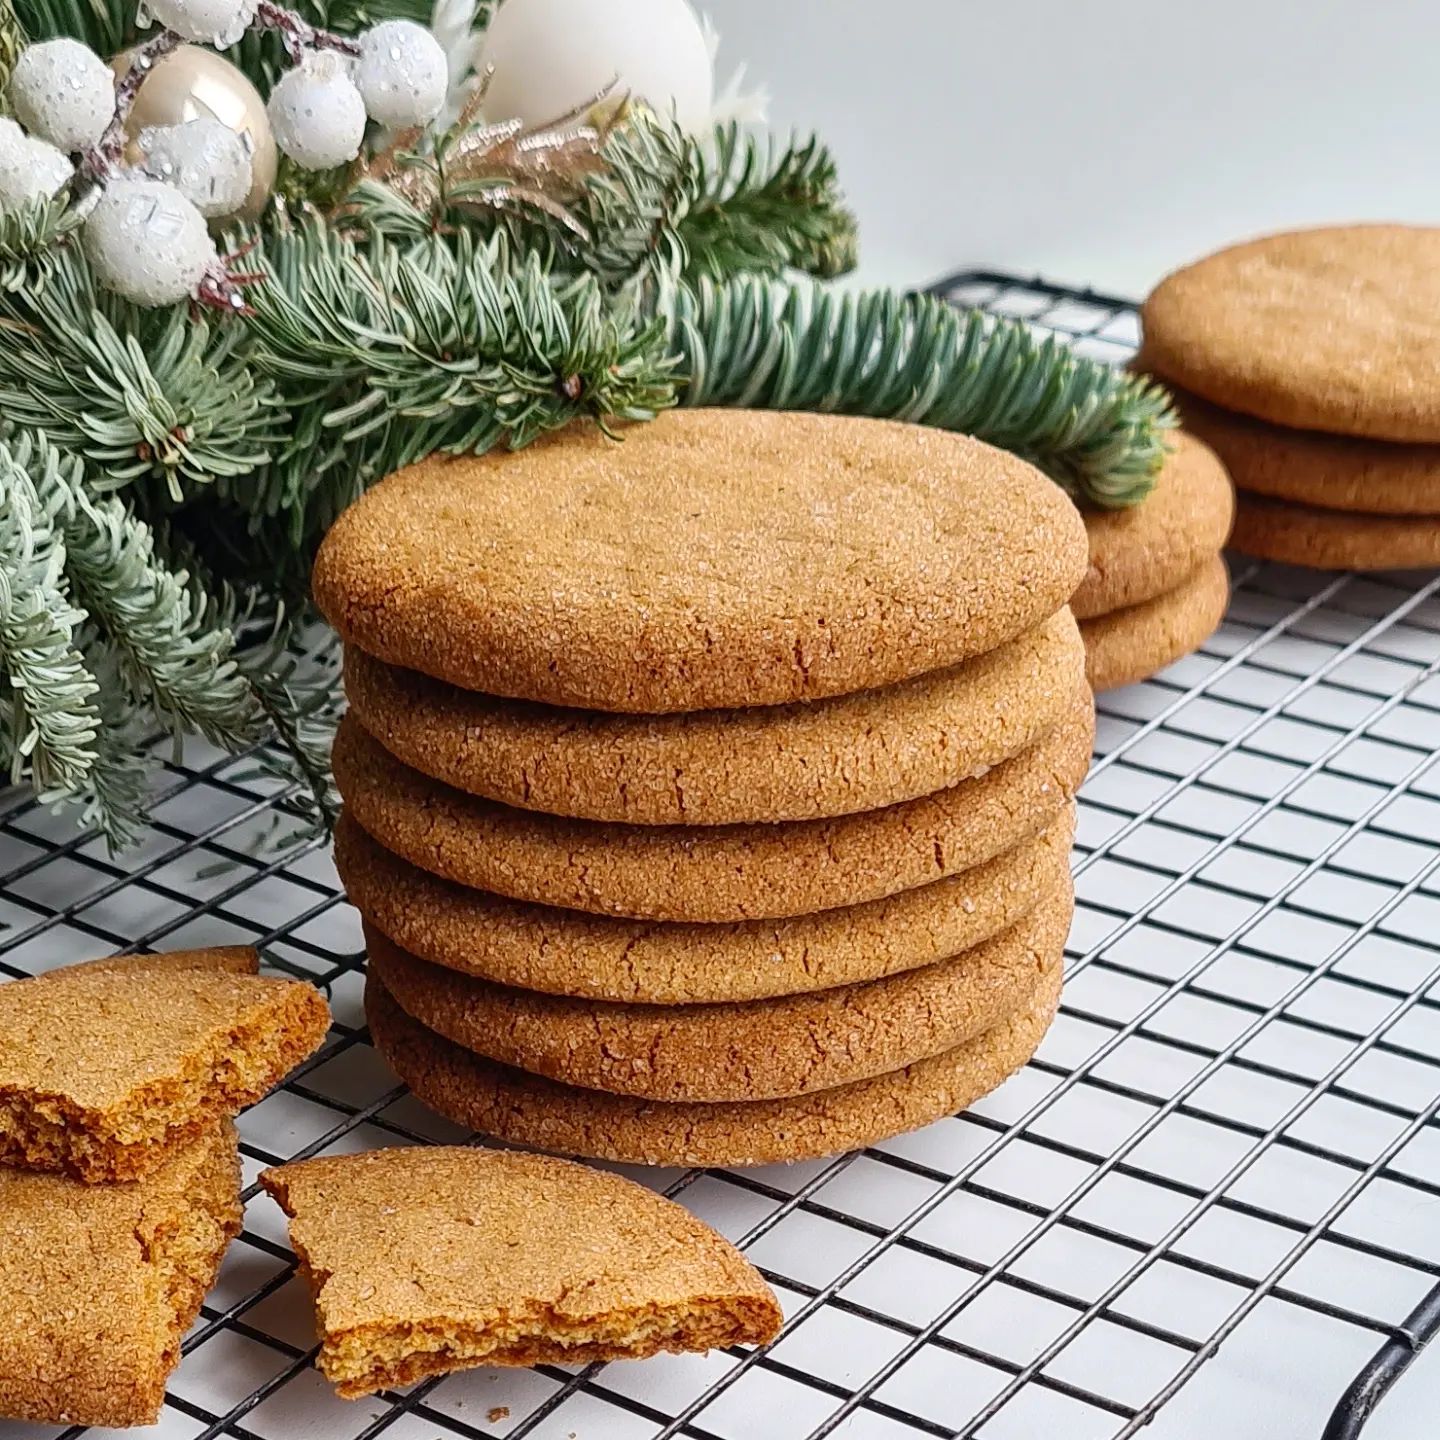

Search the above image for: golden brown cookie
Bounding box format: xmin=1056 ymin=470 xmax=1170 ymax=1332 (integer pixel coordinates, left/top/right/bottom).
xmin=1141 ymin=225 xmax=1440 ymax=442
xmin=1166 ymin=382 xmax=1440 ymax=516
xmin=342 ymin=609 xmax=1087 ymax=826
xmin=366 ymin=878 xmax=1070 ymax=1103
xmin=312 ymin=410 xmax=1088 ymax=713
xmin=337 ymin=807 xmax=1073 ymax=1004
xmin=1071 ymin=433 xmax=1234 ymax=620
xmin=1228 ymin=492 xmax=1440 ymax=571
xmin=259 ymin=1146 xmax=781 ymax=1397
xmin=367 ymin=969 xmax=1061 ymax=1167
xmin=1082 ymin=555 xmax=1230 ymax=693
xmin=333 ymin=695 xmax=1094 ymax=922
xmin=0 ymin=1122 xmax=242 ymax=1427
xmin=0 ymin=949 xmax=330 ymax=1182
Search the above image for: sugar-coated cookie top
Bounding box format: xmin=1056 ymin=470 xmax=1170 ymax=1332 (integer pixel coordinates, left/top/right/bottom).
xmin=312 ymin=409 xmax=1087 ymax=712
xmin=1142 ymin=225 xmax=1440 ymax=442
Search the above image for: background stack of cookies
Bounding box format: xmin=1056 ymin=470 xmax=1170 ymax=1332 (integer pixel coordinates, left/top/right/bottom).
xmin=316 ymin=409 xmax=1094 ymax=1169
xmin=1072 ymin=433 xmax=1235 ymax=692
xmin=1141 ymin=224 xmax=1440 ymax=572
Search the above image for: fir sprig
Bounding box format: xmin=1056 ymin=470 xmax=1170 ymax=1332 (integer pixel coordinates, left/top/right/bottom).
xmin=244 ymin=222 xmax=677 ymax=545
xmin=0 ymin=435 xmax=101 ymax=798
xmin=680 ymin=125 xmax=858 ymax=282
xmin=0 ymin=196 xmax=81 ymax=292
xmin=654 ymin=273 xmax=1176 ymax=506
xmin=0 ymin=252 xmax=282 ymax=497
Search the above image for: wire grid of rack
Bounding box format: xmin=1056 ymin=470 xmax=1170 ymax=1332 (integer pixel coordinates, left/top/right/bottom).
xmin=2 ymin=272 xmax=1439 ymax=1440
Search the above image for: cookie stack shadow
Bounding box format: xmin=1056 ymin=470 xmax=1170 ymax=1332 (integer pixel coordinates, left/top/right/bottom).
xmin=1141 ymin=224 xmax=1440 ymax=571
xmin=316 ymin=409 xmax=1096 ymax=1168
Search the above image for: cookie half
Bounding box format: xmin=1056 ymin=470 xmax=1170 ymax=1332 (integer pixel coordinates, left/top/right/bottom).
xmin=313 ymin=409 xmax=1088 ymax=713
xmin=333 ymin=695 xmax=1094 ymax=922
xmin=342 ymin=609 xmax=1086 ymax=826
xmin=1141 ymin=224 xmax=1440 ymax=442
xmin=1167 ymin=382 xmax=1440 ymax=517
xmin=0 ymin=950 xmax=331 ymax=1182
xmin=337 ymin=807 xmax=1073 ymax=1004
xmin=366 ymin=878 xmax=1070 ymax=1103
xmin=1071 ymin=432 xmax=1234 ymax=619
xmin=259 ymin=1147 xmax=781 ymax=1398
xmin=1228 ymin=492 xmax=1440 ymax=571
xmin=366 ymin=969 xmax=1062 ymax=1168
xmin=1082 ymin=555 xmax=1230 ymax=693
xmin=0 ymin=1122 xmax=241 ymax=1427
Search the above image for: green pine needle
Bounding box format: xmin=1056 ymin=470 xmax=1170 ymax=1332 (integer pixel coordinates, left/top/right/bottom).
xmin=681 ymin=125 xmax=858 ymax=282
xmin=654 ymin=272 xmax=1176 ymax=507
xmin=0 ymin=434 xmax=101 ymax=799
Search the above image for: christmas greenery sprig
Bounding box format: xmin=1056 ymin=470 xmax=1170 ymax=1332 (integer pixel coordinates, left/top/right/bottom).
xmin=0 ymin=0 xmax=1176 ymax=847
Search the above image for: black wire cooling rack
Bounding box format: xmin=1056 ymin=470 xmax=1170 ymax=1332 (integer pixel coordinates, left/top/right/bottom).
xmin=2 ymin=272 xmax=1439 ymax=1440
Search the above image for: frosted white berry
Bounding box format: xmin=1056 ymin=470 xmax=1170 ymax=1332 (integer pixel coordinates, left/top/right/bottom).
xmin=144 ymin=0 xmax=259 ymax=49
xmin=0 ymin=132 xmax=73 ymax=211
xmin=137 ymin=117 xmax=253 ymax=218
xmin=83 ymin=176 xmax=217 ymax=306
xmin=355 ymin=20 xmax=448 ymax=128
xmin=7 ymin=38 xmax=116 ymax=153
xmin=267 ymin=51 xmax=368 ymax=170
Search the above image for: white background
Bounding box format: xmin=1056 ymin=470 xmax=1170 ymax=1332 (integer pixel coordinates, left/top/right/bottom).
xmin=708 ymin=0 xmax=1440 ymax=297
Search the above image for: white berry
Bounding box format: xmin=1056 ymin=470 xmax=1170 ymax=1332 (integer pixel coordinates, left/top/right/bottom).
xmin=83 ymin=176 xmax=217 ymax=307
xmin=137 ymin=117 xmax=253 ymax=219
xmin=0 ymin=133 xmax=73 ymax=211
xmin=7 ymin=39 xmax=116 ymax=153
xmin=355 ymin=20 xmax=448 ymax=128
xmin=143 ymin=0 xmax=258 ymax=49
xmin=267 ymin=52 xmax=367 ymax=171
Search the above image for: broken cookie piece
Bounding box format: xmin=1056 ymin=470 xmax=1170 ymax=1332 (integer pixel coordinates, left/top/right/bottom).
xmin=260 ymin=1146 xmax=783 ymax=1398
xmin=0 ymin=1120 xmax=243 ymax=1427
xmin=0 ymin=947 xmax=331 ymax=1182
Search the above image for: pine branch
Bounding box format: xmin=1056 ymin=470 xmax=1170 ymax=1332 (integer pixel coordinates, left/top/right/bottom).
xmin=55 ymin=458 xmax=268 ymax=750
xmin=243 ymin=220 xmax=678 ymax=545
xmin=0 ymin=248 xmax=284 ymax=498
xmin=680 ymin=125 xmax=857 ymax=282
xmin=652 ymin=273 xmax=1176 ymax=506
xmin=0 ymin=434 xmax=101 ymax=799
xmin=0 ymin=196 xmax=81 ymax=293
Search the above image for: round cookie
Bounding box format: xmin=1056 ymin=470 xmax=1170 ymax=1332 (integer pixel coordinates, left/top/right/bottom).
xmin=1082 ymin=556 xmax=1230 ymax=693
xmin=338 ymin=809 xmax=1075 ymax=1004
xmin=333 ymin=696 xmax=1094 ymax=923
xmin=1168 ymin=382 xmax=1440 ymax=517
xmin=1070 ymin=433 xmax=1234 ymax=620
xmin=1141 ymin=225 xmax=1440 ymax=442
xmin=1228 ymin=493 xmax=1440 ymax=572
xmin=312 ymin=409 xmax=1089 ymax=713
xmin=365 ymin=881 xmax=1070 ymax=1103
xmin=366 ymin=968 xmax=1062 ymax=1168
xmin=343 ymin=610 xmax=1086 ymax=826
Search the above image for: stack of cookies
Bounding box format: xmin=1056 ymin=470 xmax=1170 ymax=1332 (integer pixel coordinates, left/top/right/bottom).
xmin=1072 ymin=433 xmax=1235 ymax=691
xmin=1141 ymin=224 xmax=1440 ymax=571
xmin=315 ymin=409 xmax=1094 ymax=1169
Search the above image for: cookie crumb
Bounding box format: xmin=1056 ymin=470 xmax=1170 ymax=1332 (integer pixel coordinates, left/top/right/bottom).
xmin=488 ymin=1406 xmax=510 ymax=1422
